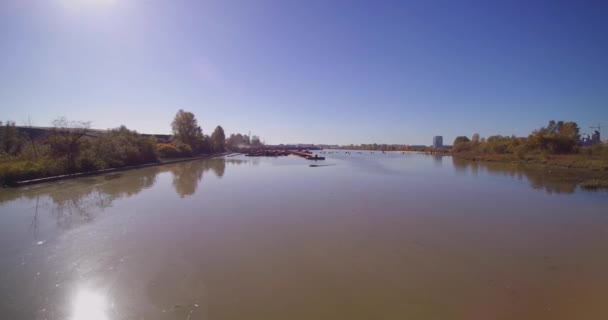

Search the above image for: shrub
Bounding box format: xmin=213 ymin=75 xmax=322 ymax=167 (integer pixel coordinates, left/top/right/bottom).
xmin=93 ymin=127 xmax=159 ymax=167
xmin=176 ymin=143 xmax=193 ymax=157
xmin=0 ymin=159 xmax=47 ymax=185
xmin=157 ymin=143 xmax=181 ymax=158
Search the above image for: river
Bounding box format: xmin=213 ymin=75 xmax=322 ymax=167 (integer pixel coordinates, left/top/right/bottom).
xmin=1 ymin=152 xmax=607 ymax=319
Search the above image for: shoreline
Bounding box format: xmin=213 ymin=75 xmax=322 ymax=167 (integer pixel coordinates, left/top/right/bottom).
xmin=10 ymin=152 xmax=231 ymax=188
xmin=450 ymin=152 xmax=608 ymax=190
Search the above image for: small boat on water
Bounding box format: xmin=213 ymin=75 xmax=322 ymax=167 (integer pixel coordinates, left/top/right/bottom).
xmin=306 ymin=155 xmax=325 ymax=160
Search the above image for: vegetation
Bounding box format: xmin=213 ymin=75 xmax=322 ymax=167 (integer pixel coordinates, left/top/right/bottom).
xmin=211 ymin=126 xmax=226 ymax=152
xmin=251 ymin=135 xmax=262 ymax=147
xmin=451 ymin=120 xmax=601 ymax=159
xmin=226 ymin=133 xmax=251 ymax=150
xmin=90 ymin=126 xmax=158 ymax=169
xmin=1 ymin=109 xmax=236 ymax=186
xmin=161 ymin=110 xmax=239 ymax=156
xmin=170 ymin=109 xmax=205 ymax=153
xmin=0 ymin=121 xmax=21 ymax=156
xmin=451 ymin=120 xmax=608 ymax=189
xmin=47 ymin=118 xmax=92 ymax=172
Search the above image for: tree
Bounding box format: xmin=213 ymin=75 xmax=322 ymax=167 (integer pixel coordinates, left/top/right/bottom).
xmin=210 ymin=126 xmax=226 ymax=152
xmin=472 ymin=133 xmax=480 ymax=143
xmin=453 ymin=136 xmax=470 ymax=145
xmin=48 ymin=117 xmax=91 ymax=172
xmin=94 ymin=126 xmax=158 ymax=168
xmin=171 ymin=110 xmax=203 ymax=152
xmin=452 ymin=136 xmax=472 ymax=153
xmin=251 ymin=135 xmax=262 ymax=147
xmin=0 ymin=120 xmax=21 ymax=156
xmin=529 ymin=120 xmax=580 ymax=154
xmin=226 ymin=133 xmax=255 ymax=150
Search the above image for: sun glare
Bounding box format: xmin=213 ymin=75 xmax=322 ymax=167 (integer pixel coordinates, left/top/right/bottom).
xmin=71 ymin=288 xmax=109 ymax=320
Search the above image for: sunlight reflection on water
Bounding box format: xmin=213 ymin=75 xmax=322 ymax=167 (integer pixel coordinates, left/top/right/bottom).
xmin=71 ymin=287 xmax=109 ymax=320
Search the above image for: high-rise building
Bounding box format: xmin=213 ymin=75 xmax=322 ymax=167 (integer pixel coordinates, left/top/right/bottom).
xmin=433 ymin=136 xmax=443 ymax=148
xmin=591 ymin=130 xmax=601 ymax=144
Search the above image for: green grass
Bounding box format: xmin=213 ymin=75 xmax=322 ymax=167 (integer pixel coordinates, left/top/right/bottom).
xmin=0 ymin=159 xmax=54 ymax=186
xmin=452 ymin=149 xmax=608 ymax=190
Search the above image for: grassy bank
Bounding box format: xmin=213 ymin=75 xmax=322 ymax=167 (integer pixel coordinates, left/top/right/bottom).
xmin=452 ymin=151 xmax=608 ymax=190
xmin=1 ymin=153 xmax=228 ymax=187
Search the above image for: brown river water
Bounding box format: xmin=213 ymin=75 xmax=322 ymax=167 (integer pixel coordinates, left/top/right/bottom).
xmin=1 ymin=151 xmax=607 ymax=320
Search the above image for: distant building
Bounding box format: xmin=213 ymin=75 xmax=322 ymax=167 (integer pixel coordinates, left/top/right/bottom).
xmin=581 ymin=130 xmax=601 ymax=146
xmin=433 ymin=136 xmax=443 ymax=148
xmin=592 ymin=130 xmax=601 ymax=144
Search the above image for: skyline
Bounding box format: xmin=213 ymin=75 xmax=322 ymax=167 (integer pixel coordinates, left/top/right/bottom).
xmin=1 ymin=0 xmax=607 ymax=145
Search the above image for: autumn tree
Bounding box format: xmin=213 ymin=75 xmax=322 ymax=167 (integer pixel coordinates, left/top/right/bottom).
xmin=171 ymin=110 xmax=203 ymax=152
xmin=210 ymin=126 xmax=226 ymax=152
xmin=529 ymin=120 xmax=580 ymax=154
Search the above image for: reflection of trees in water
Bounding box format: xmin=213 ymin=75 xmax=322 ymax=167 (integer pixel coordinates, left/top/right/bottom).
xmin=2 ymin=158 xmax=247 ymax=228
xmin=0 ymin=166 xmax=160 ymax=229
xmin=170 ymin=159 xmax=232 ymax=197
xmin=47 ymin=168 xmax=161 ymax=228
xmin=452 ymin=157 xmax=578 ymax=194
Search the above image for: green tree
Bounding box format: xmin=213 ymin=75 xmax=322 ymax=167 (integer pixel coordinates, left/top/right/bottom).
xmin=452 ymin=136 xmax=472 ymax=153
xmin=210 ymin=126 xmax=226 ymax=152
xmin=0 ymin=121 xmax=22 ymax=156
xmin=453 ymin=136 xmax=470 ymax=145
xmin=171 ymin=110 xmax=203 ymax=153
xmin=94 ymin=126 xmax=158 ymax=168
xmin=48 ymin=117 xmax=91 ymax=173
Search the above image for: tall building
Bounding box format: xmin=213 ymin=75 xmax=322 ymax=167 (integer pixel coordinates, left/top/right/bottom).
xmin=591 ymin=130 xmax=601 ymax=144
xmin=433 ymin=136 xmax=443 ymax=148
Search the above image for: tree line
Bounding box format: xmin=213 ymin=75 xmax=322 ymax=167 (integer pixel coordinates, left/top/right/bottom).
xmin=451 ymin=120 xmax=601 ymax=157
xmin=0 ymin=109 xmax=258 ymax=185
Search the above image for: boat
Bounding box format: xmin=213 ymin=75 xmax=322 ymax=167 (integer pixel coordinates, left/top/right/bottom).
xmin=306 ymin=155 xmax=325 ymax=160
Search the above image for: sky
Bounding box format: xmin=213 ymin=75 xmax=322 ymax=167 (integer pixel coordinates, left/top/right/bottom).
xmin=1 ymin=0 xmax=607 ymax=145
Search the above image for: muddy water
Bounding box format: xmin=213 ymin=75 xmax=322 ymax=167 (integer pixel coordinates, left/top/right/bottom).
xmin=1 ymin=153 xmax=607 ymax=320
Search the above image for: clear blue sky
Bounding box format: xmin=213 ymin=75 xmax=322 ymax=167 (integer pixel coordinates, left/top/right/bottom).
xmin=1 ymin=0 xmax=607 ymax=145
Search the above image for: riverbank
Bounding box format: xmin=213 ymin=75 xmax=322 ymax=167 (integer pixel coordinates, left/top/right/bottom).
xmin=451 ymin=152 xmax=608 ymax=190
xmin=4 ymin=152 xmax=230 ymax=188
